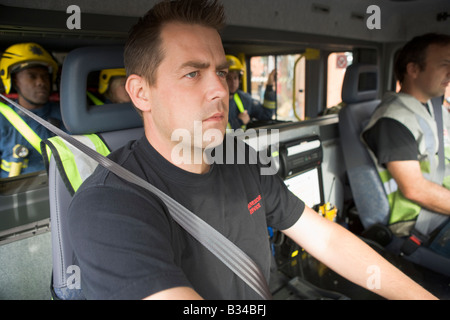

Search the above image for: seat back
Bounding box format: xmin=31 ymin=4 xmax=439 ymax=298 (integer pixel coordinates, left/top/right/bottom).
xmin=338 ymin=63 xmax=389 ymax=229
xmin=49 ymin=46 xmax=144 ymax=299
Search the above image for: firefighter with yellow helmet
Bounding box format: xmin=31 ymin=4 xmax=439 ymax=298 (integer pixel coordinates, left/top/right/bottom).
xmin=99 ymin=68 xmax=130 ymax=104
xmin=226 ymin=55 xmax=276 ymax=130
xmin=0 ymin=42 xmax=65 ymax=177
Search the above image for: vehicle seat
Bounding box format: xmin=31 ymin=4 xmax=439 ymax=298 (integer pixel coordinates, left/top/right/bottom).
xmin=338 ymin=63 xmax=450 ymax=277
xmin=46 ymin=46 xmax=143 ymax=299
xmin=338 ymin=63 xmax=388 ymax=228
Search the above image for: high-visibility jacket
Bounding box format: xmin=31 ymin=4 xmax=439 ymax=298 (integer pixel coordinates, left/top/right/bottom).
xmin=227 ymin=87 xmax=276 ymax=130
xmin=42 ymin=134 xmax=110 ymax=195
xmin=0 ymin=101 xmax=64 ymax=177
xmin=362 ymin=92 xmax=450 ymax=236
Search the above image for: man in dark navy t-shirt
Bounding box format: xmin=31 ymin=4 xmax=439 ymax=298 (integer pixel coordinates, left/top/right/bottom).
xmin=68 ymin=0 xmax=436 ymax=300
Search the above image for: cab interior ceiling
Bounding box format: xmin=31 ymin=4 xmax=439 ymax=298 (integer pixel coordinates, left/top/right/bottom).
xmin=0 ymin=0 xmax=449 ymax=54
xmin=0 ymin=5 xmax=368 ymax=54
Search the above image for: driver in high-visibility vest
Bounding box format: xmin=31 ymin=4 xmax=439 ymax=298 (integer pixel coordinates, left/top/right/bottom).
xmin=0 ymin=42 xmax=66 ymax=177
xmin=226 ymin=55 xmax=276 ymax=130
xmin=362 ymin=33 xmax=450 ymax=257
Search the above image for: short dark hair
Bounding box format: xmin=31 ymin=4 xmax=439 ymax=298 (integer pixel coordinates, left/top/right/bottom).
xmin=394 ymin=33 xmax=450 ymax=83
xmin=124 ymin=0 xmax=225 ymax=86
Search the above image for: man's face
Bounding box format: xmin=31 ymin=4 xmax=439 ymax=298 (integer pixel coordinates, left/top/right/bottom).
xmin=14 ymin=66 xmax=51 ymax=108
xmin=415 ymin=44 xmax=450 ymax=101
xmin=145 ymin=22 xmax=229 ymax=151
xmin=226 ymin=70 xmax=240 ymax=95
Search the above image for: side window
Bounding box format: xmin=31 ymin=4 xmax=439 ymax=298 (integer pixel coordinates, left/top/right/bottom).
xmin=250 ymin=54 xmax=306 ymax=121
xmin=326 ymin=52 xmax=353 ymax=110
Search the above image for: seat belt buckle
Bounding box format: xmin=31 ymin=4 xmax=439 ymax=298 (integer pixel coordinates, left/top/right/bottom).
xmin=400 ymin=229 xmax=429 ymax=256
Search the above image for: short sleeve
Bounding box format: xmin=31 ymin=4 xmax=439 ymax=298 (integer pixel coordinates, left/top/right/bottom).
xmin=261 ymin=172 xmax=305 ymax=230
xmin=68 ymin=184 xmax=191 ymax=299
xmin=363 ymin=118 xmax=418 ymax=166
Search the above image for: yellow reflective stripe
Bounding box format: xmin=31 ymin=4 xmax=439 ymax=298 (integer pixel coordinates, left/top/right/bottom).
xmin=233 ymin=93 xmax=245 ymax=113
xmin=45 ymin=134 xmax=111 ymax=192
xmin=44 ymin=143 xmax=53 ymax=162
xmin=1 ymin=159 xmax=29 ymax=172
xmin=86 ymin=134 xmax=110 ymax=157
xmin=49 ymin=136 xmax=84 ymax=191
xmin=0 ymin=102 xmax=42 ymax=154
xmin=86 ymin=91 xmax=104 ymax=105
xmin=263 ymin=100 xmax=276 ymax=110
xmin=1 ymin=159 xmax=11 ymax=171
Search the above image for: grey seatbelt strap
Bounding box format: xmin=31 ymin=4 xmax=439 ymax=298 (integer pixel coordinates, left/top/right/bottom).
xmin=431 ymin=96 xmax=445 ymax=184
xmin=414 ymin=96 xmax=448 ymax=236
xmin=0 ymin=94 xmax=272 ymax=300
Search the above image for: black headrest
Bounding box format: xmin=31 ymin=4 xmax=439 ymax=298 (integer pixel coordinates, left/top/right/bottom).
xmin=341 ymin=63 xmax=379 ymax=104
xmin=60 ymin=46 xmax=142 ymax=134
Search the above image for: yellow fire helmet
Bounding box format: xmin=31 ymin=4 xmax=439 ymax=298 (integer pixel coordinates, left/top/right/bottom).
xmin=226 ymin=55 xmax=244 ymax=73
xmin=98 ymin=68 xmax=127 ymax=94
xmin=0 ymin=43 xmax=58 ymax=94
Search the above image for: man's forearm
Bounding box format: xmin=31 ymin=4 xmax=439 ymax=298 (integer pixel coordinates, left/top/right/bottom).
xmin=387 ymin=160 xmax=450 ymax=215
xmin=319 ymin=217 xmax=436 ymax=299
xmin=283 ymin=208 xmax=437 ymax=300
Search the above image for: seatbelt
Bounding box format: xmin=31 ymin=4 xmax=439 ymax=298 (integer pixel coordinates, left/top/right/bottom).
xmin=431 ymin=96 xmax=445 ymax=187
xmin=414 ymin=97 xmax=447 ymax=235
xmin=402 ymin=96 xmax=448 ymax=254
xmin=0 ymin=94 xmax=272 ymax=300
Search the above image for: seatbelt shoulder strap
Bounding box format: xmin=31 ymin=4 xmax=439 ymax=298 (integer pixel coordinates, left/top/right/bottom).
xmin=431 ymin=96 xmax=445 ymax=179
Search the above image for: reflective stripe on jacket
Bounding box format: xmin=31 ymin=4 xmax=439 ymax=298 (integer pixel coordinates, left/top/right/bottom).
xmin=42 ymin=134 xmax=110 ymax=195
xmin=0 ymin=102 xmax=42 ymax=153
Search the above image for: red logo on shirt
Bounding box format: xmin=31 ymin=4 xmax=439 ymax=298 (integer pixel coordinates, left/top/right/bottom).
xmin=248 ymin=194 xmax=262 ymax=215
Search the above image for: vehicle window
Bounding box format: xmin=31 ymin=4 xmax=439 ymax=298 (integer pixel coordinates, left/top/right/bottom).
xmin=326 ymin=52 xmax=353 ymax=110
xmin=250 ymin=54 xmax=306 ymax=121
